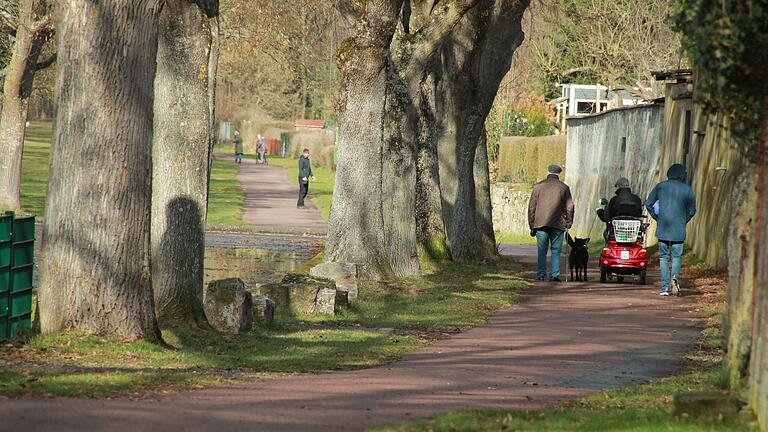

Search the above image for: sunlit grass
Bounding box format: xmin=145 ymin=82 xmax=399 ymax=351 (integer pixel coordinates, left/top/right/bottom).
xmin=1 ymin=260 xmax=527 ymax=398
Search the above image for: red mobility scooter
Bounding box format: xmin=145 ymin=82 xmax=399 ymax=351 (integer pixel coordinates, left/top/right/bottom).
xmin=599 ymin=215 xmax=650 ymax=285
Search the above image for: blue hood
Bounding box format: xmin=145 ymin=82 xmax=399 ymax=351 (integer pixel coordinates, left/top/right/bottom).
xmin=667 ymin=164 xmax=686 ymax=181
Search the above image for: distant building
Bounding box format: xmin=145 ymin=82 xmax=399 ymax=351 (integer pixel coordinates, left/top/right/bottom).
xmin=554 ymin=84 xmax=646 ymax=131
xmin=294 ymin=119 xmax=327 ymax=131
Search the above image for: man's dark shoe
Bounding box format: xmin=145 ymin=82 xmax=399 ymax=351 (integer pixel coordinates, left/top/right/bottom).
xmin=550 ymin=276 xmax=561 ymax=282
xmin=536 ymin=275 xmax=546 ymax=281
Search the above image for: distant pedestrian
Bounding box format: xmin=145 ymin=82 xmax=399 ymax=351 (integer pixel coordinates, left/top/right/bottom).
xmin=297 ymin=148 xmax=314 ymax=209
xmin=528 ymin=164 xmax=575 ymax=282
xmin=234 ymin=131 xmax=243 ymax=164
xmin=257 ymin=135 xmax=267 ymax=164
xmin=645 ymin=163 xmax=696 ymax=297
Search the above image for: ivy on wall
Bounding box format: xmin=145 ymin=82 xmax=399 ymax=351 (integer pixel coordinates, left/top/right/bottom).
xmin=673 ymin=0 xmax=768 ymax=153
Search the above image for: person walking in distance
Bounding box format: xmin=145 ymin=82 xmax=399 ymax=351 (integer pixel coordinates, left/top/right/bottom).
xmin=233 ymin=131 xmax=243 ymax=164
xmin=257 ymin=134 xmax=268 ymax=164
xmin=297 ymin=148 xmax=314 ymax=209
xmin=645 ymin=163 xmax=696 ymax=296
xmin=528 ymin=164 xmax=575 ymax=282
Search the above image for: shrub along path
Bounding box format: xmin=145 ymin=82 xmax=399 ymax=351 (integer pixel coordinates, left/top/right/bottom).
xmin=0 ymin=246 xmax=702 ymax=431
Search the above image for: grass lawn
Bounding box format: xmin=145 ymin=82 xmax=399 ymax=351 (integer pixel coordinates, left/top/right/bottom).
xmin=0 ymin=260 xmax=526 ymax=399
xmin=18 ymin=121 xmax=52 ymax=216
xmin=17 ymin=121 xmax=244 ymax=224
xmin=377 ymin=267 xmax=756 ymax=432
xmin=495 ymin=231 xmax=537 ymax=245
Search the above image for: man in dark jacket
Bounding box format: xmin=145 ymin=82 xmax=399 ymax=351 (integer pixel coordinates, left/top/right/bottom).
xmin=297 ymin=148 xmax=314 ymax=209
xmin=597 ymin=177 xmax=644 ymax=240
xmin=528 ymin=164 xmax=575 ymax=282
xmin=645 ymin=163 xmax=696 ymax=296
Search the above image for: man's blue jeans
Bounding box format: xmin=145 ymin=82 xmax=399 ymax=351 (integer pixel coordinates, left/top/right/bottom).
xmin=536 ymin=228 xmax=564 ymax=279
xmin=659 ymin=240 xmax=684 ymax=292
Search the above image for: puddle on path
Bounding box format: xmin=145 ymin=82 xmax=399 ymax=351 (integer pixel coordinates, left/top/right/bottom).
xmin=204 ymin=233 xmax=324 ymax=289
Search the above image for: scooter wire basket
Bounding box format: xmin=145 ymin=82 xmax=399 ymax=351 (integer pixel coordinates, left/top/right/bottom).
xmin=612 ymin=219 xmax=642 ymax=243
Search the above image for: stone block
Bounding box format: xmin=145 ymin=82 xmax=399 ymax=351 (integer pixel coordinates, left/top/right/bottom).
xmin=203 ymin=278 xmax=253 ymax=333
xmin=252 ymin=295 xmax=276 ymax=323
xmin=310 ymin=262 xmax=359 ymax=300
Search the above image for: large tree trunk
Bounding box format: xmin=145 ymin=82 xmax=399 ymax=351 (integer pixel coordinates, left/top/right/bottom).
xmin=151 ymin=0 xmax=218 ymax=329
xmin=379 ymin=0 xmax=484 ymax=276
xmin=325 ymin=0 xmax=405 ymax=279
xmin=436 ymin=0 xmax=528 ymax=261
xmin=747 ymin=96 xmax=768 ymax=429
xmin=0 ymin=0 xmax=52 ymax=210
xmin=38 ymin=0 xmax=162 ymax=342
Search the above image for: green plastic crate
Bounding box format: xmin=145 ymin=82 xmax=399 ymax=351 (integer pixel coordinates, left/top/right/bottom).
xmin=12 ymin=266 xmax=33 ymax=291
xmin=0 ymin=242 xmax=10 ymax=267
xmin=0 ymin=213 xmax=35 ymax=341
xmin=0 ymin=213 xmax=12 ymax=242
xmin=9 ymin=316 xmax=31 ymax=336
xmin=13 ymin=216 xmax=35 ymax=242
xmin=13 ymin=242 xmax=34 ymax=267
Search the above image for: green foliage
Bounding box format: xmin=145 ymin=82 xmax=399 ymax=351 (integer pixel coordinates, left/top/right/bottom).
xmin=0 ymin=261 xmax=525 ymax=398
xmin=503 ymin=110 xmax=554 ymax=137
xmin=673 ymin=0 xmax=768 ymax=152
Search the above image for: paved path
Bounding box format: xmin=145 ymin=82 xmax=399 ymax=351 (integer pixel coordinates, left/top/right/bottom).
xmin=1 ymin=246 xmax=702 ymax=432
xmin=225 ymin=155 xmax=326 ymax=229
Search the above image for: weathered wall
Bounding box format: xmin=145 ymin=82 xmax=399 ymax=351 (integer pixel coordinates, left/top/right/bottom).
xmin=490 ymin=183 xmax=529 ymax=236
xmin=565 ymin=104 xmax=663 ymax=239
xmin=658 ymin=83 xmax=743 ymax=269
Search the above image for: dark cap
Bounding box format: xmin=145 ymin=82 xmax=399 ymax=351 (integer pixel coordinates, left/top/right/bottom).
xmin=614 ymin=177 xmax=630 ymax=189
xmin=547 ymin=164 xmax=563 ymax=175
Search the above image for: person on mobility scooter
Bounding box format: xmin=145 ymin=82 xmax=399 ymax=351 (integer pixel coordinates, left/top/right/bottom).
xmin=596 ymin=177 xmax=649 ymax=284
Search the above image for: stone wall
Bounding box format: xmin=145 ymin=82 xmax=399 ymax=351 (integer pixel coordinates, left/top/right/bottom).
xmin=490 ymin=183 xmax=530 ymax=236
xmin=565 ymin=104 xmax=664 ymax=239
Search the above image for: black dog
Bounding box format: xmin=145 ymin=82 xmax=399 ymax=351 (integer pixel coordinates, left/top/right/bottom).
xmin=567 ymin=234 xmax=590 ymax=281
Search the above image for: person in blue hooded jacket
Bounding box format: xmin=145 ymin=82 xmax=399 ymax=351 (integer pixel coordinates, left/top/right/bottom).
xmin=645 ymin=163 xmax=696 ymax=296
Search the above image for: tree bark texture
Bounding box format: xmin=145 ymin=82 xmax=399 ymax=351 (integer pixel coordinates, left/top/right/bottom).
xmin=325 ymin=0 xmax=405 ymax=279
xmin=152 ymin=0 xmax=218 ymax=328
xmin=723 ymin=162 xmax=757 ymax=390
xmin=747 ymin=96 xmax=768 ymax=429
xmin=436 ymin=0 xmax=528 ymax=261
xmin=38 ymin=0 xmax=162 ymax=341
xmin=0 ymin=0 xmax=52 ymax=210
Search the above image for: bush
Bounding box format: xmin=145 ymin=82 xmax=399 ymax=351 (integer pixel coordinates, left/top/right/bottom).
xmin=497 ymin=135 xmax=566 ymax=185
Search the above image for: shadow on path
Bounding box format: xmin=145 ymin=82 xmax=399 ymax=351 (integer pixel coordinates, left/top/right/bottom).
xmin=0 ymin=245 xmax=702 ymax=431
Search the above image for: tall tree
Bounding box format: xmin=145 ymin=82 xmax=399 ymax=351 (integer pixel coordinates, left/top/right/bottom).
xmin=675 ymin=0 xmax=768 ymax=427
xmin=324 ymin=0 xmax=405 ymax=279
xmin=383 ymin=0 xmax=485 ymax=276
xmin=151 ymin=0 xmax=219 ymax=328
xmin=0 ymin=0 xmax=53 ymax=210
xmin=38 ymin=0 xmax=162 ymax=341
xmin=436 ymin=0 xmax=529 ymax=261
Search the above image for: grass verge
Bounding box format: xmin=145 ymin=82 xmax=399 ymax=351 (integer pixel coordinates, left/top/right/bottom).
xmin=16 ymin=121 xmax=244 ymax=224
xmin=376 ymin=267 xmax=756 ymax=432
xmin=0 ymin=260 xmax=526 ymax=399
xmin=19 ymin=121 xmax=52 ymax=216
xmin=496 ymin=232 xmax=537 ymax=245
xmin=207 ymin=158 xmax=244 ymax=225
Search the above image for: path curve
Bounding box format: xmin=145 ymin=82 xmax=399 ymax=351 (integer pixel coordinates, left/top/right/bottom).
xmin=0 ymin=246 xmax=702 ymax=431
xmin=224 ymin=154 xmax=326 ymax=229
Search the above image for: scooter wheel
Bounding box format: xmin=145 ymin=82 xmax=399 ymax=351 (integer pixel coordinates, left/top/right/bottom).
xmin=600 ymin=266 xmax=607 ymax=283
xmin=617 ymin=276 xmax=625 ymax=283
xmin=638 ymin=269 xmax=647 ymax=285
